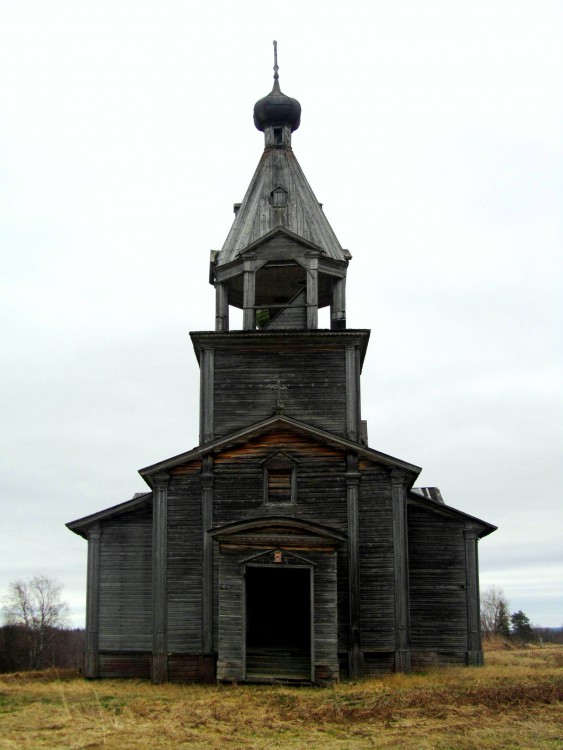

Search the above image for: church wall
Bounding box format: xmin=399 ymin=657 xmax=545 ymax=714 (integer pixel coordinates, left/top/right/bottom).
xmin=166 ymin=468 xmax=203 ymax=654
xmin=212 ymin=430 xmax=348 ymax=527
xmin=97 ymin=505 xmax=152 ymax=677
xmin=357 ymin=464 xmax=396 ymax=658
xmin=213 ymin=346 xmax=347 ymax=438
xmin=407 ymin=503 xmax=469 ymax=666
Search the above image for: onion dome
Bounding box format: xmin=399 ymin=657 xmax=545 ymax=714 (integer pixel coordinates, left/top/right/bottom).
xmin=253 ymin=41 xmax=301 ymax=132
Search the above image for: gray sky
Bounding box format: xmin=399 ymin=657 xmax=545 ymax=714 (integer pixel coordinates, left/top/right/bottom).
xmin=1 ymin=0 xmax=561 ymax=628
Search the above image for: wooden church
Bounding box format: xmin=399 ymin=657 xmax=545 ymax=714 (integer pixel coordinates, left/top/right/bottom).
xmin=67 ymin=48 xmax=496 ymax=684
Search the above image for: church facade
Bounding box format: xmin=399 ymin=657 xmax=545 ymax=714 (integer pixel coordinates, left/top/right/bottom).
xmin=67 ymin=54 xmax=496 ymax=684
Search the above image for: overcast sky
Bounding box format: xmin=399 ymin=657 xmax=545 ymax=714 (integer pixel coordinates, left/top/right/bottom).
xmin=1 ymin=0 xmax=561 ymax=629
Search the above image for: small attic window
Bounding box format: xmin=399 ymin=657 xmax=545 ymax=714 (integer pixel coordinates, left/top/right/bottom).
xmin=263 ymin=452 xmax=297 ymax=504
xmin=270 ymin=186 xmax=288 ymax=208
xmin=268 ymin=468 xmax=292 ymax=503
xmin=273 ymin=127 xmax=283 ymax=146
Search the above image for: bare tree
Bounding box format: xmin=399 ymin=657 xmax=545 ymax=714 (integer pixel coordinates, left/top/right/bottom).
xmin=2 ymin=575 xmax=69 ymax=669
xmin=480 ymin=585 xmax=510 ymax=639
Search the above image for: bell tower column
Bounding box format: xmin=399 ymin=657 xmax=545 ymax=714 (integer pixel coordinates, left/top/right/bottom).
xmin=243 ymin=256 xmax=257 ymax=330
xmin=305 ymin=252 xmax=319 ymax=329
xmin=331 ymin=277 xmax=346 ymax=330
xmin=215 ymin=283 xmax=229 ymax=332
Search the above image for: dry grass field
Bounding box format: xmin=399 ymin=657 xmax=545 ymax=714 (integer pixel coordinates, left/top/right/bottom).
xmin=0 ymin=644 xmax=561 ymax=750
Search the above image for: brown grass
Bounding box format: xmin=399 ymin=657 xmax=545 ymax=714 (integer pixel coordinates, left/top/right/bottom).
xmin=0 ymin=645 xmax=562 ymax=749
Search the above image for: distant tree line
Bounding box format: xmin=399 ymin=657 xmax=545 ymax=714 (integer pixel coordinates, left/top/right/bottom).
xmin=480 ymin=586 xmax=562 ymax=644
xmin=1 ymin=575 xmax=84 ymax=673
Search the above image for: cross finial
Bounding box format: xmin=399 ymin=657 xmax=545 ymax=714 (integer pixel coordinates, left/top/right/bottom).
xmin=273 ymin=40 xmax=279 ymax=83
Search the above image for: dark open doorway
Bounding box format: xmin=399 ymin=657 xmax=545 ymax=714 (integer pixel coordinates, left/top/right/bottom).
xmin=245 ymin=565 xmax=312 ymax=681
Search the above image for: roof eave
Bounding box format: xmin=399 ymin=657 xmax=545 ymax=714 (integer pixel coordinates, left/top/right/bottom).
xmin=407 ymin=491 xmax=497 ymax=538
xmin=66 ymin=492 xmax=153 ymax=538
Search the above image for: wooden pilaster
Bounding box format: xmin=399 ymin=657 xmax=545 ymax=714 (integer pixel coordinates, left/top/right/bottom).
xmin=391 ymin=470 xmax=411 ymax=673
xmin=345 ymin=345 xmax=361 ymax=442
xmin=201 ymin=455 xmax=214 ymax=656
xmin=152 ymin=473 xmax=170 ymax=683
xmin=305 ymin=253 xmax=319 ymax=330
xmin=84 ymin=524 xmax=101 ymax=678
xmin=199 ymin=348 xmax=214 ymax=445
xmin=215 ymin=283 xmax=229 ymax=332
xmin=346 ymin=453 xmax=364 ymax=679
xmin=464 ymin=526 xmax=483 ymax=665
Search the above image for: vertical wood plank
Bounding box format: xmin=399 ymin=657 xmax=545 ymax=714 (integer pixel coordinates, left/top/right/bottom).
xmin=391 ymin=470 xmax=411 ymax=673
xmin=199 ymin=349 xmax=214 ymax=444
xmin=85 ymin=524 xmax=101 ymax=678
xmin=407 ymin=503 xmax=469 ymax=664
xmin=201 ymin=455 xmax=214 ymax=654
xmin=152 ymin=473 xmax=170 ymax=683
xmin=346 ymin=453 xmax=364 ymax=679
xmin=345 ymin=346 xmax=359 ymax=441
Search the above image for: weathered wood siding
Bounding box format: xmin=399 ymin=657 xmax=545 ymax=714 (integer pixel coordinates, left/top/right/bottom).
xmin=407 ymin=502 xmax=469 ymax=666
xmin=212 ymin=429 xmax=347 ymax=523
xmin=167 ymin=462 xmax=203 ymax=653
xmin=312 ymin=551 xmax=340 ymax=682
xmin=216 ymin=548 xmax=339 ymax=683
xmin=98 ymin=505 xmax=153 ymax=652
xmin=98 ymin=653 xmax=150 ymax=679
xmin=216 ymin=548 xmax=244 ymax=682
xmin=212 ymin=428 xmax=350 ymax=648
xmin=211 ymin=429 xmax=348 ymax=680
xmin=213 ymin=346 xmax=347 ymax=437
xmin=363 ymin=651 xmax=396 ymax=677
xmin=168 ymin=655 xmax=215 ymax=682
xmin=358 ymin=463 xmax=396 ymax=653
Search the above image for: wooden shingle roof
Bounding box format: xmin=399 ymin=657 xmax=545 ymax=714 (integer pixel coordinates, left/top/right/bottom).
xmin=216 ymin=146 xmax=350 ymax=266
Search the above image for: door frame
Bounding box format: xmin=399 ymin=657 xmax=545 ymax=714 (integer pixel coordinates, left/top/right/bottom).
xmin=242 ymin=561 xmax=315 ymax=682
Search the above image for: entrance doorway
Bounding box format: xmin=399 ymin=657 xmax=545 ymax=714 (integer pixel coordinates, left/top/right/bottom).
xmin=244 ymin=565 xmax=312 ymax=681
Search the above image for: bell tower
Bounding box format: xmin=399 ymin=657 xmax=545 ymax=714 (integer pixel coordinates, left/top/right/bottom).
xmin=194 ymin=43 xmax=367 ymax=446
xmin=210 ymin=41 xmax=351 ymax=333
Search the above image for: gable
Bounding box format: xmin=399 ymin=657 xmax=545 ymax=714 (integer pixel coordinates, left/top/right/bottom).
xmin=139 ymin=414 xmax=421 ymax=487
xmin=240 ymin=227 xmax=324 ymax=259
xmin=213 ymin=428 xmax=344 ymax=467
